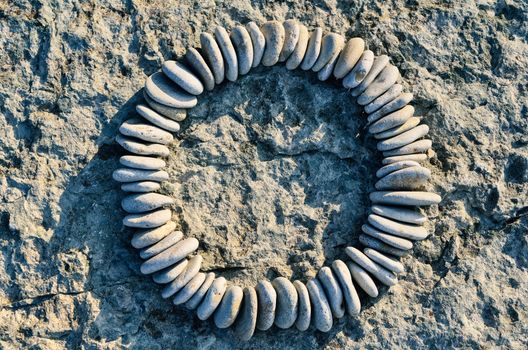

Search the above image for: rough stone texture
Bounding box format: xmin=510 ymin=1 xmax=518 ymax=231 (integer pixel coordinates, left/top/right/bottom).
xmin=0 ymin=1 xmax=527 ymax=349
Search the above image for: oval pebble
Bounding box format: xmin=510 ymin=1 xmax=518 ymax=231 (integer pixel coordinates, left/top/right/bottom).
xmin=368 ymin=92 xmax=414 ymax=124
xmin=139 ymin=230 xmax=183 ymax=259
xmin=120 ymin=155 xmax=166 ymax=170
xmin=359 ymin=234 xmax=410 ymax=257
xmin=234 ymin=287 xmax=258 ymax=341
xmin=132 ymin=221 xmax=176 ymax=249
xmin=375 ymin=166 xmax=431 ymax=190
xmin=317 ymin=48 xmax=341 ymax=81
xmin=186 ymin=272 xmax=215 ymax=310
xmin=331 ymin=260 xmax=361 ymax=316
xmin=383 ymin=139 xmax=432 ymax=157
xmin=312 ymin=33 xmax=344 ymax=72
xmin=143 ymin=90 xmax=187 ymax=121
xmin=286 ymin=24 xmax=309 ymax=70
xmin=364 ymin=248 xmax=404 ymax=274
xmin=378 ymin=124 xmax=429 ymax=151
xmin=255 ymin=280 xmax=277 ymax=331
xmin=347 ymin=261 xmax=379 ymax=297
xmin=358 ymin=64 xmax=400 ymax=105
xmin=184 ymin=47 xmax=215 ymax=91
xmin=119 ymin=118 xmax=173 ymax=145
xmin=115 ymin=134 xmax=169 ymax=157
xmin=121 ymin=181 xmax=160 ymax=193
xmin=121 ymin=193 xmax=174 ymax=214
xmin=368 ymin=214 xmax=428 ymax=241
xmin=375 ymin=117 xmax=421 ymax=140
xmin=351 ymin=55 xmax=390 ymax=96
xmin=173 ymin=272 xmax=207 ymax=305
xmin=197 ymin=277 xmax=227 ymax=320
xmin=152 ymin=259 xmax=188 ymax=284
xmin=293 ymin=280 xmax=311 ymax=331
xmin=370 ymin=191 xmax=441 ymax=206
xmin=260 ymin=21 xmax=285 ymax=66
xmin=230 ymin=25 xmax=253 ymax=75
xmin=214 ymin=285 xmax=243 ymax=328
xmin=362 ymin=224 xmax=414 ymax=250
xmin=140 ymin=237 xmax=198 ymax=275
xmin=306 ymin=278 xmax=333 ymax=332
xmin=200 ymin=32 xmax=224 ymax=85
xmin=342 ymin=50 xmax=374 ymax=88
xmin=112 ymin=168 xmax=168 ymax=183
xmin=364 ymin=84 xmax=403 ymax=114
xmin=214 ymin=26 xmax=238 ymax=82
xmin=161 ymin=255 xmax=203 ymax=298
xmin=144 ymin=71 xmax=197 ymax=108
xmin=382 ymin=153 xmax=429 ymax=165
xmin=123 ymin=208 xmax=172 ymax=228
xmin=279 ymin=19 xmax=300 ymax=62
xmin=246 ymin=22 xmax=265 ymax=67
xmin=371 ymin=204 xmax=427 ymax=225
xmin=369 ymin=105 xmax=415 ymax=134
xmin=317 ymin=266 xmax=345 ymax=318
xmin=272 ymin=277 xmax=298 ymax=329
xmin=136 ymin=104 xmax=180 ymax=132
xmin=345 ymin=246 xmax=397 ymax=286
xmin=162 ymin=60 xmax=204 ymax=95
xmin=334 ymin=37 xmax=365 ymax=79
xmin=376 ymin=160 xmax=421 ymax=178
xmin=300 ymin=28 xmax=323 ymax=70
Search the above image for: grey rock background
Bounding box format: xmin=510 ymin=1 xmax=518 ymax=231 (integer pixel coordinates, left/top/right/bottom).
xmin=0 ymin=0 xmax=527 ymax=349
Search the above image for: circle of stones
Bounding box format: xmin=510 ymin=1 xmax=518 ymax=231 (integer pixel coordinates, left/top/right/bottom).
xmin=112 ymin=20 xmax=441 ymax=340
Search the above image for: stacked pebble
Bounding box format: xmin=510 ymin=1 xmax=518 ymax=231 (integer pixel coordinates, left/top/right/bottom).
xmin=112 ymin=19 xmax=441 ymax=340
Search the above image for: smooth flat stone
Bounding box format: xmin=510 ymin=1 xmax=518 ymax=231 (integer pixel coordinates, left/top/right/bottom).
xmin=317 ymin=266 xmax=345 ymax=318
xmin=214 ymin=285 xmax=243 ymax=328
xmin=300 ymin=28 xmax=323 ymax=70
xmin=279 ymin=19 xmax=300 ymax=62
xmin=230 ymin=25 xmax=253 ymax=75
xmin=376 ymin=160 xmax=421 ymax=178
xmin=372 ymin=204 xmax=427 ymax=225
xmin=113 ymin=168 xmax=168 ymax=183
xmin=306 ymin=278 xmax=333 ymax=332
xmin=334 ymin=37 xmax=365 ymax=79
xmin=143 ymin=90 xmax=187 ymax=121
xmin=186 ymin=272 xmax=215 ymax=309
xmin=152 ymin=259 xmax=188 ymax=284
xmin=140 ymin=237 xmax=198 ymax=274
xmin=123 ymin=208 xmax=171 ymax=228
xmin=131 ymin=221 xmax=176 ymax=249
xmin=120 ymin=155 xmax=166 ymax=170
xmin=351 ymin=55 xmax=390 ymax=96
xmin=378 ymin=124 xmax=429 ymax=151
xmin=173 ymin=272 xmax=207 ymax=305
xmin=214 ymin=26 xmax=238 ymax=82
xmin=161 ymin=255 xmax=203 ymax=298
xmin=317 ymin=48 xmax=340 ymax=81
xmin=119 ymin=118 xmax=173 ymax=145
xmin=368 ymin=214 xmax=428 ymax=240
xmin=115 ymin=134 xmax=169 ymax=157
xmin=359 ymin=234 xmax=410 ymax=257
xmin=364 ymin=84 xmax=403 ymax=114
xmin=375 ymin=166 xmax=431 ymax=190
xmin=383 ymin=139 xmax=432 ymax=157
xmin=184 ymin=47 xmax=215 ymax=91
xmin=234 ymin=287 xmax=258 ymax=341
xmin=272 ymin=277 xmax=298 ymax=329
xmin=358 ymin=64 xmax=400 ymax=105
xmin=364 ymin=248 xmax=404 ymax=274
xmin=368 ymin=105 xmax=415 ymax=134
xmin=362 ymin=224 xmax=414 ymax=250
xmin=346 ymin=247 xmax=397 ymax=286
xmin=260 ymin=21 xmax=285 ymax=66
xmin=136 ymin=104 xmax=180 ymax=132
xmin=162 ymin=60 xmax=204 ymax=95
xmin=347 ymin=261 xmax=379 ymax=297
xmin=122 ymin=181 xmax=160 ymax=193
xmin=312 ymin=33 xmax=344 ymax=72
xmin=342 ymin=50 xmax=374 ymax=88
xmin=145 ymin=71 xmax=197 ymax=108
xmin=121 ymin=193 xmax=174 ymax=214
xmin=255 ymin=280 xmax=277 ymax=331
xmin=331 ymin=260 xmax=361 ymax=316
xmin=382 ymin=153 xmax=429 ymax=165
xmin=375 ymin=117 xmax=421 ymax=140
xmin=293 ymin=280 xmax=311 ymax=331
xmin=197 ymin=277 xmax=227 ymax=320
xmin=200 ymin=32 xmax=224 ymax=84
xmin=246 ymin=22 xmax=265 ymax=67
xmin=370 ymin=191 xmax=441 ymax=206
xmin=368 ymin=92 xmax=414 ymax=123
xmin=139 ymin=230 xmax=183 ymax=259
xmin=286 ymin=24 xmax=309 ymax=70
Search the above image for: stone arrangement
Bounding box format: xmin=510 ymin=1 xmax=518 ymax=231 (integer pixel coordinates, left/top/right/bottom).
xmin=112 ymin=19 xmax=441 ymax=340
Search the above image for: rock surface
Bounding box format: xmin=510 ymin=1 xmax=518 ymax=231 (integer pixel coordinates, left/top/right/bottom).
xmin=0 ymin=1 xmax=527 ymax=349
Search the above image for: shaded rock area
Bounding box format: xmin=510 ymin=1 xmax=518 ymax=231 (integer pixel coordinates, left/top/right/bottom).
xmin=0 ymin=0 xmax=527 ymax=349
